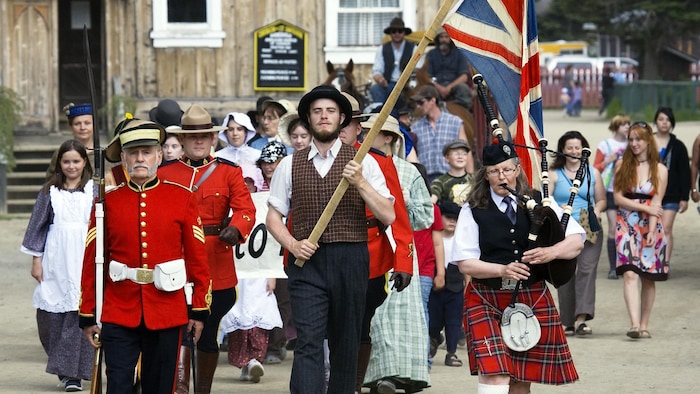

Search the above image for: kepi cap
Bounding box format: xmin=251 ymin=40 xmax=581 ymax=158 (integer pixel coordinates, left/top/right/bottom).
xmin=105 ymin=118 xmax=166 ymax=162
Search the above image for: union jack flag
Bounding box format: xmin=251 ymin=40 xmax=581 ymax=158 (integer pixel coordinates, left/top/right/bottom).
xmin=443 ymin=0 xmax=543 ymax=185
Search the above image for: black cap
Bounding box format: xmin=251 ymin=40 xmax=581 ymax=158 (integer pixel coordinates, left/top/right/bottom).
xmin=482 ymin=139 xmax=518 ymax=166
xmin=438 ymin=200 xmax=461 ymax=218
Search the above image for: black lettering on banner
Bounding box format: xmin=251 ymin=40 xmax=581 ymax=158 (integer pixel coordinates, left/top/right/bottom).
xmin=248 ymin=223 xmax=267 ymax=258
xmin=235 ymin=244 xmax=245 ymax=260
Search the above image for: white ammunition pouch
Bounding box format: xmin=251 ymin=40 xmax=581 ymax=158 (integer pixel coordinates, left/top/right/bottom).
xmin=109 ymin=259 xmax=186 ymax=292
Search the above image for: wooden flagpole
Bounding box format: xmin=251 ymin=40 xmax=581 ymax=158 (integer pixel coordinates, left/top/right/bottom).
xmin=295 ymin=0 xmax=456 ymax=266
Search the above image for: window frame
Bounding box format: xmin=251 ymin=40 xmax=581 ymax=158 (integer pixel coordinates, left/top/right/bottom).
xmin=324 ymin=0 xmax=416 ymax=65
xmin=150 ymin=0 xmax=226 ymax=48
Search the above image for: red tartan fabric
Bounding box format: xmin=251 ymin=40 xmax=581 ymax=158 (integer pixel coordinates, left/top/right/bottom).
xmin=462 ymin=281 xmax=578 ymax=385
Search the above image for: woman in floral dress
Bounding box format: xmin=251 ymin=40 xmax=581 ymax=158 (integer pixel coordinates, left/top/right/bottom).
xmin=613 ymin=122 xmax=669 ymax=340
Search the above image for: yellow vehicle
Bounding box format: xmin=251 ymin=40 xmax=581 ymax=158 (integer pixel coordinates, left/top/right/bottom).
xmin=539 ymin=41 xmax=589 ymax=67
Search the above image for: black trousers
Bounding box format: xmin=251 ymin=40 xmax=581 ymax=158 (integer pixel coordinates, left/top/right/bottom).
xmin=196 ymin=287 xmax=237 ymax=353
xmin=101 ymin=321 xmax=180 ymax=394
xmin=287 ymin=242 xmax=369 ymax=394
xmin=361 ymin=275 xmax=389 ymax=343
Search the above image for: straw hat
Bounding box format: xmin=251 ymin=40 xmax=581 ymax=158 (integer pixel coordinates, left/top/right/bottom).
xmin=277 ymin=112 xmax=300 ymax=147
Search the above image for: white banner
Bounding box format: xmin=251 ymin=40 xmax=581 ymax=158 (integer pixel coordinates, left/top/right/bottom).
xmin=232 ymin=192 xmax=288 ymax=279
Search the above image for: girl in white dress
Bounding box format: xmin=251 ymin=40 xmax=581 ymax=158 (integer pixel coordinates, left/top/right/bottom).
xmin=21 ymin=139 xmax=95 ymax=392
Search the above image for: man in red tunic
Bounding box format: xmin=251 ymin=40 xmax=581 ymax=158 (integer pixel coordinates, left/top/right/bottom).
xmin=79 ymin=119 xmax=211 ymax=394
xmin=158 ymin=104 xmax=256 ymax=393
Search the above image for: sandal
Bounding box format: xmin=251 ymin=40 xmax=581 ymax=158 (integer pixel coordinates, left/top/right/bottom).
xmin=626 ymin=327 xmax=640 ymax=339
xmin=429 ymin=337 xmax=439 ymax=358
xmin=444 ymin=353 xmax=463 ymax=367
xmin=564 ymin=326 xmax=575 ymax=336
xmin=639 ymin=330 xmax=651 ymax=339
xmin=575 ymin=323 xmax=592 ymax=336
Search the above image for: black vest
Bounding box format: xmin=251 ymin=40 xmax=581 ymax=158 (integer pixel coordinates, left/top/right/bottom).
xmin=472 ymin=197 xmax=531 ymax=267
xmin=382 ymin=41 xmax=415 ymax=82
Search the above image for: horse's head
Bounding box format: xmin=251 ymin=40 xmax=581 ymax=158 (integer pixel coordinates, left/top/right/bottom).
xmin=325 ymin=59 xmax=355 ymax=92
xmin=324 ymin=59 xmax=368 ymax=109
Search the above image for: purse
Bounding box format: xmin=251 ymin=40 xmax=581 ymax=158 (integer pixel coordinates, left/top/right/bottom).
xmin=500 ymin=282 xmax=542 ymax=352
xmin=579 ymin=207 xmax=601 ymax=244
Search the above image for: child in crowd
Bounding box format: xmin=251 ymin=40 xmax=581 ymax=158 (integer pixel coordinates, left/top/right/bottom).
xmin=277 ymin=112 xmax=312 ymax=152
xmin=430 ymin=140 xmax=474 ymax=206
xmin=21 ymin=140 xmax=95 ymax=392
xmin=219 ymin=149 xmax=283 ymax=383
xmin=162 ymin=132 xmax=183 ymax=162
xmin=567 ymin=80 xmax=583 ymax=116
xmin=257 ymin=141 xmax=288 ymax=192
xmin=216 ymin=112 xmax=261 ymax=165
xmin=428 ymin=201 xmax=467 ymax=367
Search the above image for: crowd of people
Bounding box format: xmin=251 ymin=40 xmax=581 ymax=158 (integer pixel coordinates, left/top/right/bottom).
xmin=18 ymin=15 xmax=698 ymax=394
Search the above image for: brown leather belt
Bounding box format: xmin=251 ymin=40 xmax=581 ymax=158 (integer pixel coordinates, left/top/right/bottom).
xmin=202 ymin=225 xmax=222 ymax=236
xmin=366 ymin=218 xmax=386 ymax=232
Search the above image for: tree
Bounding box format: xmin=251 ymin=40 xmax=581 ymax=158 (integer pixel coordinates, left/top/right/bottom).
xmin=538 ymin=0 xmax=700 ymax=79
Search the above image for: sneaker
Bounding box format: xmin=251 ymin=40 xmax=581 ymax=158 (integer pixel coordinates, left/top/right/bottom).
xmin=608 ymin=270 xmax=618 ymax=280
xmin=376 ymin=379 xmax=396 ymax=394
xmin=239 ymin=365 xmax=250 ymax=381
xmin=64 ymin=378 xmax=82 ymax=392
xmin=247 ymin=359 xmax=264 ymax=383
xmin=264 ymin=354 xmax=281 ymax=364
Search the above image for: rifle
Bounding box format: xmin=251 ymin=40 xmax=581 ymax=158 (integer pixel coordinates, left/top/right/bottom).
xmin=84 ymin=25 xmax=105 ymax=394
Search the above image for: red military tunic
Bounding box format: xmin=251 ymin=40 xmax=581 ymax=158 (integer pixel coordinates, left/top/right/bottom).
xmin=158 ymin=156 xmax=256 ymax=290
xmin=79 ymin=177 xmax=211 ymax=330
xmin=367 ymin=148 xmax=413 ymax=279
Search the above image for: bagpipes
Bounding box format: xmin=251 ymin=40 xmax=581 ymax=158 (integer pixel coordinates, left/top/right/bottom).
xmin=472 ymin=74 xmax=594 ymax=351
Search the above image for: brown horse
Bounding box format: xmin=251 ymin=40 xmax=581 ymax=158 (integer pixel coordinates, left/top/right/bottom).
xmin=323 ymin=59 xmax=370 ymax=110
xmin=404 ymin=63 xmax=476 ymax=149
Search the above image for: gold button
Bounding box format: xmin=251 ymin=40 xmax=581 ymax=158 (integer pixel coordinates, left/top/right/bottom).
xmin=142 ymin=252 xmax=148 ymax=259
xmin=141 ymin=193 xmax=146 ymax=198
xmin=142 ymin=264 xmax=148 ymax=269
xmin=141 ymin=212 xmax=146 ymax=217
xmin=141 ymin=231 xmax=147 ymax=237
xmin=140 ymin=202 xmax=146 ymax=208
xmin=216 ymin=192 xmax=220 ymax=196
xmin=141 ymin=221 xmax=146 ymax=227
xmin=142 ymin=242 xmax=148 ymax=248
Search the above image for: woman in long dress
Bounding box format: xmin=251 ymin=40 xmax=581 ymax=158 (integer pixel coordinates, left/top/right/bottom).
xmin=613 ymin=122 xmax=669 ymax=340
xmin=21 ymin=140 xmax=95 ymax=392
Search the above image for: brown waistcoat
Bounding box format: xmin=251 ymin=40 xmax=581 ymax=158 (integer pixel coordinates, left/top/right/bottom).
xmin=291 ymin=143 xmax=367 ymax=243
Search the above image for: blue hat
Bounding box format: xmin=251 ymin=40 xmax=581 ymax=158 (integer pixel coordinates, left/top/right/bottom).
xmin=65 ymin=103 xmax=92 ymax=119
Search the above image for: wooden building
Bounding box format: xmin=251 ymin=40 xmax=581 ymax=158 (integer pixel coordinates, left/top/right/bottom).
xmin=1 ymin=0 xmax=442 ymax=133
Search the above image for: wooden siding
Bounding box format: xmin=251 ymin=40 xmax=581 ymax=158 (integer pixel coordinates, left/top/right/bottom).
xmin=2 ymin=0 xmax=446 ymax=130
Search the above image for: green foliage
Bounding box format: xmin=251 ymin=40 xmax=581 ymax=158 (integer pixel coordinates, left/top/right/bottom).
xmin=539 ymin=0 xmax=700 ymax=79
xmin=100 ymin=95 xmax=137 ymax=130
xmin=0 ymin=87 xmax=23 ymax=171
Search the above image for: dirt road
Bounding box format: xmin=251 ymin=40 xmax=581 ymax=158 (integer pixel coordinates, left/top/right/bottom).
xmin=1 ymin=109 xmax=698 ymax=393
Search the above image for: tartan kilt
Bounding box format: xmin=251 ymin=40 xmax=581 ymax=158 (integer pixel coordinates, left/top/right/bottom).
xmin=462 ymin=281 xmax=578 ymax=385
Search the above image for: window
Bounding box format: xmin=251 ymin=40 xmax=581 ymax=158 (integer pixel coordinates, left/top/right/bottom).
xmin=150 ymin=0 xmax=225 ymax=48
xmin=324 ymin=0 xmax=416 ymax=65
